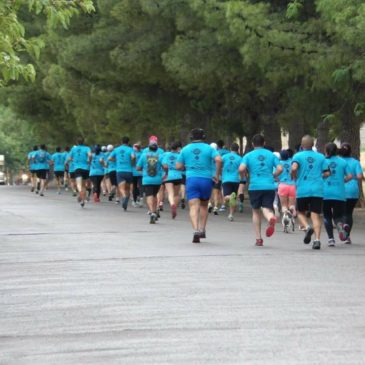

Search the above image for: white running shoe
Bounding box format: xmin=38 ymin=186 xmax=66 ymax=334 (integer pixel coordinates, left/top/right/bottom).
xmin=228 ymin=214 xmax=234 ymax=222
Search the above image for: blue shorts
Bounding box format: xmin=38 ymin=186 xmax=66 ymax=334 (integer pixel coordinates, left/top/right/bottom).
xmin=117 ymin=172 xmax=133 ymax=185
xmin=186 ymin=177 xmax=213 ymax=201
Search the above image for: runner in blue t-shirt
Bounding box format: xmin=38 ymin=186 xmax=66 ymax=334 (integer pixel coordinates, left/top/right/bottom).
xmin=65 ymin=147 xmax=77 ymax=197
xmin=221 ymin=143 xmax=241 ymax=221
xmin=338 ymin=142 xmax=364 ymax=244
xmin=108 ymin=136 xmax=135 ymax=211
xmin=67 ymin=137 xmax=92 ymax=207
xmin=89 ymin=145 xmax=105 ymax=203
xmin=176 ymin=128 xmax=222 ymax=243
xmin=132 ymin=143 xmax=143 ymax=208
xmin=27 ymin=145 xmax=38 ymax=192
xmin=322 ymin=143 xmax=352 ymax=246
xmin=33 ymin=144 xmax=52 ymax=196
xmin=239 ymin=135 xmax=282 ymax=246
xmin=136 ymin=141 xmax=164 ymax=224
xmin=162 ymin=142 xmax=183 ymax=219
xmin=102 ymin=144 xmax=118 ymax=203
xmin=52 ymin=147 xmax=66 ymax=194
xmin=291 ymin=135 xmax=329 ymax=250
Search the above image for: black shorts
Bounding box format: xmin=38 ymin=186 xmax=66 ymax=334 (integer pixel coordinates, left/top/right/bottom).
xmin=109 ymin=171 xmax=117 ymax=186
xmin=213 ymin=180 xmax=222 ymax=190
xmin=165 ymin=179 xmax=182 ymax=186
xmin=249 ymin=190 xmax=275 ymax=210
xmin=297 ymin=197 xmax=323 ymax=215
xmin=69 ymin=172 xmax=76 ymax=179
xmin=117 ymin=172 xmax=133 ymax=185
xmin=222 ymin=182 xmax=239 ymax=196
xmin=54 ymin=171 xmax=64 ymax=178
xmin=181 ymin=175 xmax=186 ymax=185
xmin=30 ymin=170 xmax=36 ymax=175
xmin=75 ymin=169 xmax=90 ymax=180
xmin=36 ymin=169 xmax=48 ymax=180
xmin=143 ymin=184 xmax=160 ymax=197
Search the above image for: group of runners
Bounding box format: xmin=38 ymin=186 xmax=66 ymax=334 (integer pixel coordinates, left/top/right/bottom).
xmin=27 ymin=129 xmax=364 ymax=249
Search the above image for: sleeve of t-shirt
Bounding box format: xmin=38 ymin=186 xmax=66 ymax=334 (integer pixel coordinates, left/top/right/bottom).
xmin=344 ymin=161 xmax=351 ymax=176
xmin=240 ymin=155 xmax=248 ymax=167
xmin=273 ymin=155 xmax=280 ymax=167
xmin=292 ymin=153 xmax=300 ymax=166
xmin=109 ymin=150 xmax=116 ymax=160
xmin=355 ymin=160 xmax=363 ymax=176
xmin=136 ymin=154 xmax=144 ymax=169
xmin=211 ymin=149 xmax=219 ymax=159
xmin=177 ymin=150 xmax=185 ymax=164
xmin=47 ymin=153 xmax=52 ymax=161
xmin=322 ymin=158 xmax=330 ymax=172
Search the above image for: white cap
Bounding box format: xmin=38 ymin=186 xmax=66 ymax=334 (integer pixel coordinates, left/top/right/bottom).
xmin=107 ymin=144 xmax=114 ymax=151
xmin=101 ymin=145 xmax=107 ymax=152
xmin=312 ymin=146 xmax=318 ymax=152
xmin=210 ymin=142 xmax=218 ymax=150
xmin=273 ymin=151 xmax=281 ymax=159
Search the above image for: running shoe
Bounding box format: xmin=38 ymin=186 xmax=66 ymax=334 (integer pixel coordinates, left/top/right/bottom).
xmin=171 ymin=204 xmax=177 ymax=219
xmin=219 ymin=205 xmax=226 ymax=212
xmin=40 ymin=193 xmax=44 ymax=197
xmin=344 ymin=237 xmax=352 ymax=244
xmin=181 ymin=199 xmax=186 ymax=209
xmin=256 ymin=238 xmax=264 ymax=246
xmin=122 ymin=197 xmax=129 ymax=211
xmin=35 ymin=190 xmax=39 ymax=194
xmin=150 ymin=213 xmax=157 ymax=224
xmin=159 ymin=203 xmax=164 ymax=211
xmin=337 ymin=223 xmax=348 ymax=241
xmin=265 ymin=217 xmax=276 ymax=237
xmin=132 ymin=201 xmax=138 ymax=208
xmin=328 ymin=238 xmax=336 ymax=247
xmin=213 ymin=206 xmax=219 ymax=215
xmin=239 ymin=202 xmax=244 ymax=213
xmin=72 ymin=191 xmax=77 ymax=197
xmin=200 ymin=231 xmax=206 ymax=239
xmin=299 ymin=225 xmax=306 ymax=231
xmin=312 ymin=240 xmax=321 ymax=250
xmin=31 ymin=187 xmax=34 ymax=192
xmin=208 ymin=203 xmax=213 ymax=213
xmin=303 ymin=226 xmax=314 ymax=244
xmin=156 ymin=209 xmax=160 ymax=219
xmin=228 ymin=214 xmax=234 ymax=222
xmin=229 ymin=193 xmax=237 ymax=208
xmin=193 ymin=232 xmax=200 ymax=243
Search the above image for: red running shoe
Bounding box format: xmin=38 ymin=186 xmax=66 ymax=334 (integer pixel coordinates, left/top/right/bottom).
xmin=256 ymin=238 xmax=264 ymax=246
xmin=266 ymin=217 xmax=277 ymax=237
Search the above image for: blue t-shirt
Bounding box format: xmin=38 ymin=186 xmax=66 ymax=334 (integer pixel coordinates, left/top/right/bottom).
xmin=278 ymin=158 xmax=295 ymax=185
xmin=142 ymin=147 xmax=165 ymax=155
xmin=70 ymin=145 xmax=91 ymax=171
xmin=177 ymin=142 xmax=219 ymax=179
xmin=218 ymin=148 xmax=230 ymax=157
xmin=323 ymin=156 xmax=350 ymax=201
xmin=133 ymin=151 xmax=143 ymax=177
xmin=222 ymin=152 xmax=241 ymax=183
xmin=342 ymin=157 xmax=363 ymax=199
xmin=109 ymin=145 xmax=134 ymax=173
xmin=162 ymin=152 xmax=183 ymax=181
xmin=240 ymin=148 xmax=280 ymax=191
xmin=292 ymin=150 xmax=326 ymax=198
xmin=66 ymin=152 xmax=75 ymax=173
xmin=34 ymin=150 xmax=52 ymax=170
xmin=28 ymin=151 xmax=38 ymax=170
xmin=90 ymin=153 xmax=105 ymax=176
xmin=52 ymin=152 xmax=66 ymax=172
xmin=101 ymin=152 xmax=116 ymax=173
xmin=137 ymin=150 xmax=164 ymax=185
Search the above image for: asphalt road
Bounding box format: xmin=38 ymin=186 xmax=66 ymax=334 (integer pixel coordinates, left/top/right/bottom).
xmin=0 ymin=186 xmax=364 ymax=364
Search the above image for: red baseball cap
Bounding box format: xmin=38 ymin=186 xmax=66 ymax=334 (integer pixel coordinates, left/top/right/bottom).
xmin=149 ymin=135 xmax=158 ymax=144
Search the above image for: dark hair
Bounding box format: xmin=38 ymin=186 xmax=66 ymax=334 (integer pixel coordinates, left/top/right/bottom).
xmin=65 ymin=146 xmax=70 ymax=152
xmin=94 ymin=144 xmax=101 ymax=155
xmin=287 ymin=148 xmax=294 ymax=158
xmin=77 ymin=137 xmax=84 ymax=145
xmin=170 ymin=141 xmax=180 ymax=151
xmin=280 ymin=149 xmax=289 ymax=161
xmin=40 ymin=144 xmax=47 ymax=150
xmin=149 ymin=144 xmax=158 ymax=151
xmin=252 ymin=134 xmax=265 ymax=147
xmin=33 ymin=145 xmax=38 ymax=151
xmin=56 ymin=147 xmax=61 ymax=153
xmin=230 ymin=142 xmax=239 ymax=152
xmin=217 ymin=140 xmax=224 ymax=148
xmin=190 ymin=128 xmax=206 ymax=141
xmin=122 ymin=136 xmax=130 ymax=144
xmin=325 ymin=142 xmax=338 ymax=157
xmin=339 ymin=143 xmax=352 ymax=157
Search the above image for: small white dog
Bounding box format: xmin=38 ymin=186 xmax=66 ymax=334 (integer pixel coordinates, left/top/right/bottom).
xmin=282 ymin=210 xmax=295 ymax=233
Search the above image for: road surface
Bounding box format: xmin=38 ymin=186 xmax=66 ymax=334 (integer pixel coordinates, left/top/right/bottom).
xmin=0 ymin=186 xmax=364 ymax=364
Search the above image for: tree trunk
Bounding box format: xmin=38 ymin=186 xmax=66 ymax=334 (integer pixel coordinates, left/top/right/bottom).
xmin=340 ymin=105 xmax=361 ymax=159
xmin=316 ymin=119 xmax=329 ymax=154
xmin=288 ymin=119 xmax=305 ymax=151
xmin=263 ymin=119 xmax=282 ymax=151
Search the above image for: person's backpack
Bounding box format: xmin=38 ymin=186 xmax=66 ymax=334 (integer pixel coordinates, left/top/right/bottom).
xmin=147 ymin=154 xmax=158 ymax=177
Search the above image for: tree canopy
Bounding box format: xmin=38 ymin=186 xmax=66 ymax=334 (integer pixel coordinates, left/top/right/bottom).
xmin=1 ymin=0 xmax=365 ymax=170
